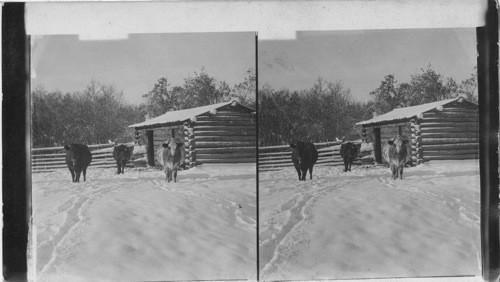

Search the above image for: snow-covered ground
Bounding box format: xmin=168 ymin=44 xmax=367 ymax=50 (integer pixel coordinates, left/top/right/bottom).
xmin=30 ymin=164 xmax=257 ymax=282
xmin=259 ymin=160 xmax=481 ymax=281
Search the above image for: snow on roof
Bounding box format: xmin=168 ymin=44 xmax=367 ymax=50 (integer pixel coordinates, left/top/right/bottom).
xmin=356 ymin=97 xmax=467 ymax=126
xmin=129 ymin=100 xmax=254 ymax=129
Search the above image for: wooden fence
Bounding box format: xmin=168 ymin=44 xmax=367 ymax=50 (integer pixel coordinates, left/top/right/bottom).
xmin=258 ymin=141 xmax=371 ymax=172
xmin=31 ymin=143 xmax=133 ymax=173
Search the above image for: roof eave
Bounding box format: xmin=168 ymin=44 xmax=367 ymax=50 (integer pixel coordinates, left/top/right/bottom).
xmin=357 ymin=116 xmax=416 ymax=127
xmin=129 ymin=119 xmax=190 ymax=130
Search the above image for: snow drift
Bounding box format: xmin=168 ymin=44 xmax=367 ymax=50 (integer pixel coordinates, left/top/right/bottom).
xmin=30 ymin=164 xmax=257 ymax=282
xmin=259 ymin=160 xmax=481 ymax=280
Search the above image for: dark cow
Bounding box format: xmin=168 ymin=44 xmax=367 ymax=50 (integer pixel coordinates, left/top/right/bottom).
xmin=290 ymin=141 xmax=318 ymax=181
xmin=382 ymin=135 xmax=409 ymax=180
xmin=64 ymin=144 xmax=92 ymax=183
xmin=157 ymin=138 xmax=185 ymax=182
xmin=113 ymin=143 xmax=134 ymax=174
xmin=340 ymin=142 xmax=360 ymax=172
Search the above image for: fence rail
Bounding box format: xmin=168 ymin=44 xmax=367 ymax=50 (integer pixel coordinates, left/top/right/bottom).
xmin=31 ymin=143 xmax=134 ymax=173
xmin=258 ymin=141 xmax=373 ymax=172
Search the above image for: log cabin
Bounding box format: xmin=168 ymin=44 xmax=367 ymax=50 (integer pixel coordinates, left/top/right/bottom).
xmin=129 ymin=100 xmax=256 ymax=167
xmin=356 ymin=97 xmax=479 ymax=165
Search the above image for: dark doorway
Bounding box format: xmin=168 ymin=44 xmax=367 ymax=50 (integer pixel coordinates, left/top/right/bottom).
xmin=146 ymin=130 xmax=155 ymax=166
xmin=373 ymin=127 xmax=382 ymax=163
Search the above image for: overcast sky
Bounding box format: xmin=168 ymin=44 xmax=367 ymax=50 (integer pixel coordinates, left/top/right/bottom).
xmin=32 ymin=32 xmax=255 ymax=104
xmin=258 ymin=28 xmax=476 ymax=102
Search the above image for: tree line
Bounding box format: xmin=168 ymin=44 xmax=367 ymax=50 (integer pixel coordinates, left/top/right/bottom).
xmin=32 ymin=68 xmax=255 ymax=148
xmin=259 ymin=66 xmax=477 ymax=146
xmin=32 ymin=65 xmax=477 ymax=148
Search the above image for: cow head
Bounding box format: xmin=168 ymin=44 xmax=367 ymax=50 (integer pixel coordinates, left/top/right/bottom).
xmin=290 ymin=142 xmax=305 ymax=165
xmin=64 ymin=145 xmax=78 ymax=168
xmin=162 ymin=139 xmax=185 ymax=157
xmin=387 ymin=135 xmax=408 ymax=158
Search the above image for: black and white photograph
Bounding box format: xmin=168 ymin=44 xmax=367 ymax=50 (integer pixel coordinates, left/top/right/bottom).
xmin=3 ymin=1 xmax=495 ymax=282
xmin=29 ymin=31 xmax=257 ymax=281
xmin=258 ymin=28 xmax=481 ymax=280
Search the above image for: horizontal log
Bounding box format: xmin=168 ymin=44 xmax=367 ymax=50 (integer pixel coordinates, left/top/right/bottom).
xmin=214 ymin=110 xmax=252 ymax=114
xmin=424 ymin=154 xmax=479 ymax=161
xmin=32 ymin=156 xmax=66 ymax=162
xmin=32 ymin=163 xmax=67 ymax=169
xmin=259 ymin=151 xmax=292 ymax=156
xmin=196 ymin=147 xmax=256 ymax=154
xmin=259 ymin=141 xmax=342 ymax=151
xmin=421 ymin=132 xmax=479 ymax=139
xmin=194 ymin=125 xmax=256 ymax=132
xmin=32 ymin=152 xmax=67 ymax=158
xmin=421 ymin=127 xmax=478 ymax=133
xmin=423 ymin=111 xmax=477 ymax=117
xmin=196 ymin=153 xmax=256 ymax=159
xmin=194 ymin=130 xmax=256 ymax=137
xmin=441 ymin=107 xmax=478 ymax=112
xmin=197 ymin=158 xmax=256 ymax=164
xmin=423 ymin=149 xmax=479 ymax=156
xmin=422 ymin=122 xmax=478 ymax=128
xmin=195 ymin=141 xmax=256 ymax=148
xmin=196 ymin=115 xmax=255 ymax=121
xmin=423 ymin=137 xmax=479 ymax=145
xmin=193 ymin=135 xmax=256 ymax=142
xmin=421 ymin=117 xmax=478 ymax=123
xmin=194 ymin=120 xmax=255 ymax=126
xmin=422 ymin=143 xmax=479 ymax=151
xmin=31 ymin=143 xmax=113 ymax=152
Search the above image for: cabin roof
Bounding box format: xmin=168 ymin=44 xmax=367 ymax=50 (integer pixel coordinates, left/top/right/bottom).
xmin=129 ymin=100 xmax=255 ymax=129
xmin=356 ymin=97 xmax=476 ymax=127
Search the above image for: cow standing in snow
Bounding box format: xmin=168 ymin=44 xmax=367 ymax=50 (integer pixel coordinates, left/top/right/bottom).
xmin=340 ymin=141 xmax=360 ymax=172
xmin=157 ymin=138 xmax=185 ymax=182
xmin=382 ymin=135 xmax=409 ymax=180
xmin=64 ymin=143 xmax=92 ymax=182
xmin=113 ymin=142 xmax=134 ymax=174
xmin=290 ymin=141 xmax=318 ymax=181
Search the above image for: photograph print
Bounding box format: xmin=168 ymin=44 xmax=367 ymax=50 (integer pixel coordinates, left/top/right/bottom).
xmin=258 ymin=28 xmax=480 ymax=280
xmin=30 ymin=31 xmax=257 ymax=281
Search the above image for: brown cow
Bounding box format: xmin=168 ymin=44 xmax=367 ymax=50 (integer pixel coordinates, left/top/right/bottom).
xmin=156 ymin=138 xmax=185 ymax=182
xmin=382 ymin=135 xmax=409 ymax=180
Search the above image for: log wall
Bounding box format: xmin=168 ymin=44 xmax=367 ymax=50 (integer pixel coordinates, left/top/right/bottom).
xmin=189 ymin=104 xmax=256 ymax=164
xmin=421 ymin=101 xmax=479 ymax=161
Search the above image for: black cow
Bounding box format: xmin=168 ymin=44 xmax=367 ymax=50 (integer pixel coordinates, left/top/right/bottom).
xmin=382 ymin=135 xmax=409 ymax=180
xmin=340 ymin=142 xmax=360 ymax=172
xmin=64 ymin=144 xmax=92 ymax=182
xmin=290 ymin=142 xmax=318 ymax=181
xmin=113 ymin=143 xmax=134 ymax=174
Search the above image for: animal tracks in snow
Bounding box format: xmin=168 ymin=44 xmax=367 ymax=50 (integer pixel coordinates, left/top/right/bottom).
xmin=260 ymin=174 xmax=364 ymax=276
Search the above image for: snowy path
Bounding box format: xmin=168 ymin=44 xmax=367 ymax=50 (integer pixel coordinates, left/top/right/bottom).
xmin=31 ymin=165 xmax=257 ymax=282
xmin=259 ymin=161 xmax=481 ymax=281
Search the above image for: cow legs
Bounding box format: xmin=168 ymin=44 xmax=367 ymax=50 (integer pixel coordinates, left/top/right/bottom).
xmin=75 ymin=171 xmax=81 ymax=183
xmin=300 ymin=169 xmax=307 ymax=181
xmin=399 ymin=166 xmax=404 ymax=180
xmin=309 ymin=166 xmax=313 ymax=180
xmin=295 ymin=166 xmax=301 ymax=180
xmin=69 ymin=169 xmax=76 ymax=182
xmin=173 ymin=168 xmax=178 ymax=183
xmin=83 ymin=168 xmax=87 ymax=181
xmin=343 ymin=160 xmax=349 ymax=172
xmin=165 ymin=168 xmax=173 ymax=182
